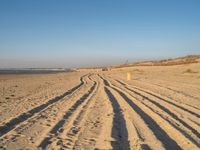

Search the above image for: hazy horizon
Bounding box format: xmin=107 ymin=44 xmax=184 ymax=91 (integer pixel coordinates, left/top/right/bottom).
xmin=0 ymin=54 xmax=200 ymax=69
xmin=1 ymin=0 xmax=200 ymax=68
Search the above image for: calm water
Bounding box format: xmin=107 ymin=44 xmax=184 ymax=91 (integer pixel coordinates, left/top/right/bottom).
xmin=0 ymin=69 xmax=69 ymax=74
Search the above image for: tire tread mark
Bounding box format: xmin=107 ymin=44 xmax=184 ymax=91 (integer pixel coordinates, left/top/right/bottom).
xmin=108 ymin=78 xmax=200 ymax=148
xmin=116 ymin=79 xmax=200 ymax=116
xmin=125 ymin=86 xmax=200 ymax=138
xmin=0 ymin=75 xmax=87 ymax=137
xmin=100 ymin=76 xmax=181 ymax=150
xmin=112 ymin=87 xmax=181 ymax=150
xmin=104 ymin=87 xmax=130 ymax=150
xmin=39 ymin=82 xmax=96 ymax=149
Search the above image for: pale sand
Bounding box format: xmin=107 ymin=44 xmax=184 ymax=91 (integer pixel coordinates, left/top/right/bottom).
xmin=0 ymin=61 xmax=200 ymax=149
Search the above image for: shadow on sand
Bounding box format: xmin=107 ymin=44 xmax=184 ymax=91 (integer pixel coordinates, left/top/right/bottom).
xmin=105 ymin=87 xmax=130 ymax=150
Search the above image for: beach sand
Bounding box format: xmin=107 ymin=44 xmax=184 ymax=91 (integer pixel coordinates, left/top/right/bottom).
xmin=0 ymin=59 xmax=200 ymax=149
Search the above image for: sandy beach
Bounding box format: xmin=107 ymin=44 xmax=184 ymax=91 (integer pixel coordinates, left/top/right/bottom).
xmin=0 ymin=57 xmax=200 ymax=149
xmin=1 ymin=0 xmax=200 ymax=149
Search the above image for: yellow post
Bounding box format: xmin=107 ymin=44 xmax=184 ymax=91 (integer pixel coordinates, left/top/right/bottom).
xmin=127 ymin=72 xmax=131 ymax=80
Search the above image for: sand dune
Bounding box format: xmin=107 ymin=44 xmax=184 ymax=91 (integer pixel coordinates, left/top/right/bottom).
xmin=0 ymin=59 xmax=200 ymax=149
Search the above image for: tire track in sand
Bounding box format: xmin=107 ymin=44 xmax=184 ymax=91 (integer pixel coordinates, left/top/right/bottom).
xmin=101 ymin=76 xmax=182 ymax=150
xmin=73 ymin=75 xmax=108 ymax=150
xmin=102 ymin=76 xmax=199 ymax=149
xmin=0 ymin=75 xmax=88 ymax=138
xmin=59 ymin=80 xmax=100 ymax=149
xmin=39 ymin=78 xmax=97 ymax=149
xmin=104 ymin=87 xmax=130 ymax=150
xmin=111 ymin=78 xmax=200 ymax=145
xmin=115 ymin=79 xmax=200 ymax=116
xmin=0 ymin=75 xmax=93 ymax=148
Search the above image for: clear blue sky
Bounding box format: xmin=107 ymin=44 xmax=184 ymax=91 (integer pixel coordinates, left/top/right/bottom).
xmin=0 ymin=0 xmax=200 ymax=68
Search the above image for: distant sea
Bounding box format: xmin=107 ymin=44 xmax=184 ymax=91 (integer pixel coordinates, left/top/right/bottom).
xmin=0 ymin=69 xmax=69 ymax=74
